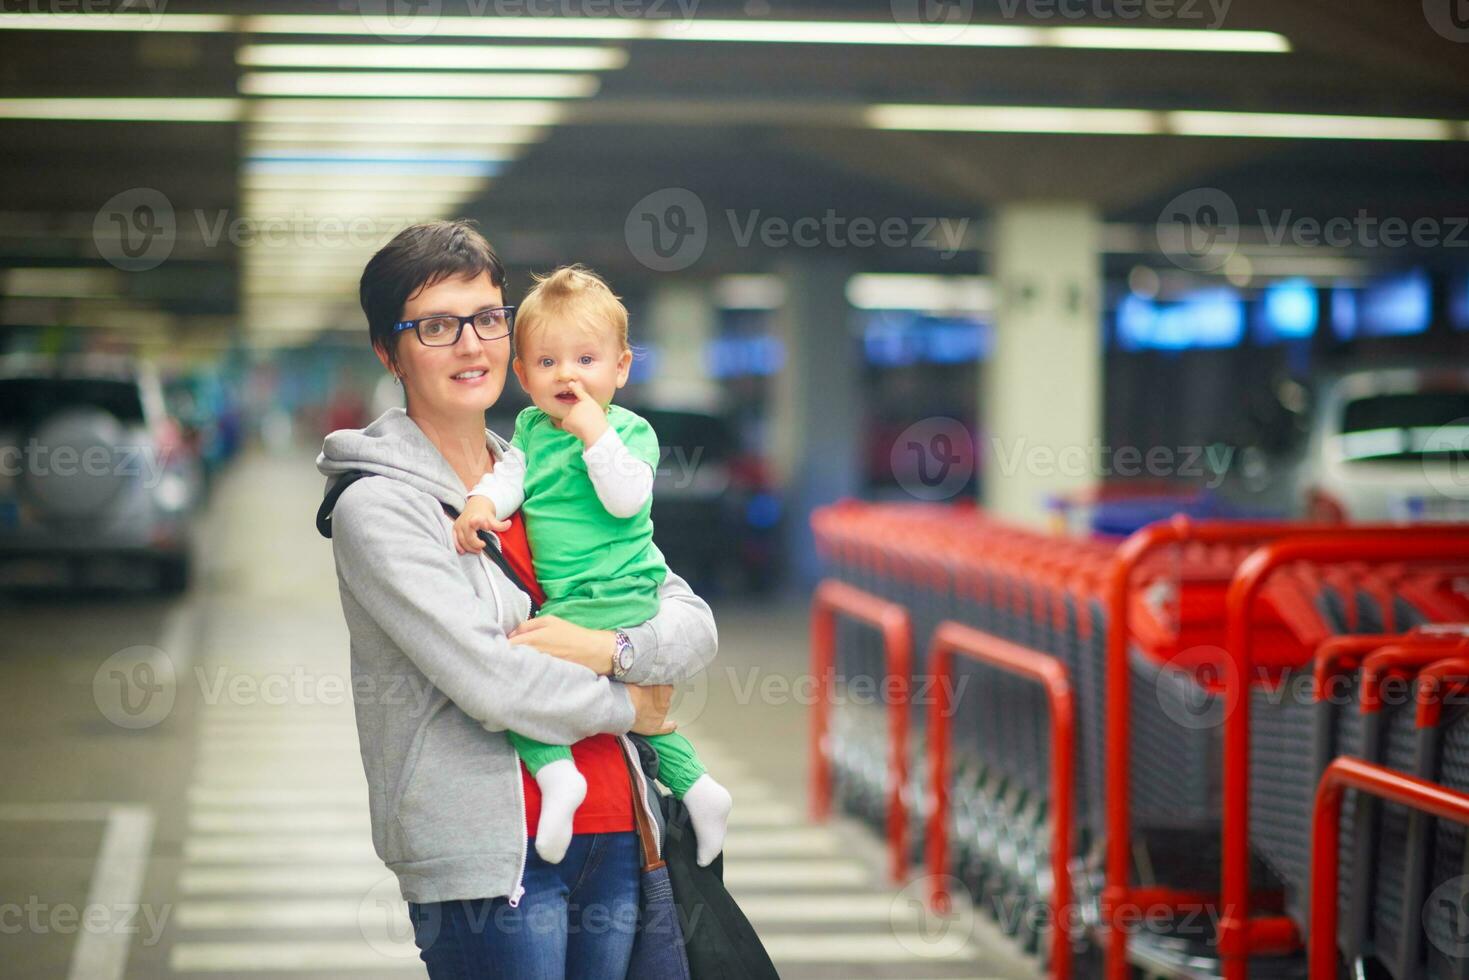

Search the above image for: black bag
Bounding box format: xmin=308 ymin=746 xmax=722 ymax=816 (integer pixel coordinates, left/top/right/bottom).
xmin=628 ymin=737 xmax=781 ymax=980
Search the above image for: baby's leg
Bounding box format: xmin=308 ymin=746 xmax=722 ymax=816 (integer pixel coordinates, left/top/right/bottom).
xmin=644 ymin=732 xmax=731 ymax=867
xmin=507 ymin=732 xmax=586 ymax=864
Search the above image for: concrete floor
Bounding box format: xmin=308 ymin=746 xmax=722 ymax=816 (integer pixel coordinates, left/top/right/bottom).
xmin=1 ymin=447 xmax=1042 ymax=980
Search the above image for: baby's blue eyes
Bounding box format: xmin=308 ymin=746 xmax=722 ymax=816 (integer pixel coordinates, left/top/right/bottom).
xmin=579 ymin=355 xmax=594 ymax=365
xmin=536 ymin=356 xmax=596 ymax=367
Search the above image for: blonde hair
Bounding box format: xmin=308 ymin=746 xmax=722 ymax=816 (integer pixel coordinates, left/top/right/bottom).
xmin=514 ymin=264 xmax=629 ymax=358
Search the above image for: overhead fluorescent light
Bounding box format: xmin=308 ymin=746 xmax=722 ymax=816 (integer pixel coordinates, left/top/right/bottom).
xmin=243 ymin=172 xmax=487 ymax=192
xmin=0 ymin=98 xmax=241 ymax=122
xmin=242 ymin=15 xmax=643 ymax=40
xmin=5 ymin=11 xmax=1291 ymax=55
xmin=240 ymin=71 xmax=599 ymax=100
xmin=1 ymin=267 xmax=123 ymax=298
xmin=245 ymin=158 xmax=503 ymax=178
xmin=238 ymin=43 xmax=629 ymax=71
xmin=248 ymin=124 xmax=546 ymax=146
xmin=846 ymin=274 xmax=993 ymax=313
xmin=868 ymin=104 xmax=1161 ymax=135
xmin=1166 ymin=111 xmax=1456 ymax=141
xmin=869 ymin=103 xmax=1469 ymax=141
xmin=248 ymin=98 xmax=566 ymax=127
xmin=715 ymin=275 xmax=787 ymax=311
xmin=0 ymin=12 xmax=229 ymax=32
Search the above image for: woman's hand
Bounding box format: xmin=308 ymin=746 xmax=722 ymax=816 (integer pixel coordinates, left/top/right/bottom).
xmin=509 ymin=615 xmax=614 ymax=675
xmin=626 ymin=684 xmax=677 ymax=736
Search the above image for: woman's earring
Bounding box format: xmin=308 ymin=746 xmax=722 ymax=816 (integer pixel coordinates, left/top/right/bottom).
xmin=394 ymin=374 xmax=402 ymax=386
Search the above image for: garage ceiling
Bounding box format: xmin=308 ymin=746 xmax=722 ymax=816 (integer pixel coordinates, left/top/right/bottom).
xmin=0 ymin=0 xmax=1466 ymax=347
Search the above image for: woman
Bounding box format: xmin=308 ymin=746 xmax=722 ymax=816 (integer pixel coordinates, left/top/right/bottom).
xmin=315 ymin=219 xmax=717 ymax=979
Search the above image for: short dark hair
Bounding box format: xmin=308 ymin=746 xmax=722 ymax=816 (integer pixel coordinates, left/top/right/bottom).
xmin=359 ymin=218 xmax=507 ymax=369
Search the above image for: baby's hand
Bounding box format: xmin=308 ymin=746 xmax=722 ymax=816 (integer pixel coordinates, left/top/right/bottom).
xmin=454 ymin=496 xmax=511 ymax=554
xmin=561 ymin=380 xmax=610 ymax=447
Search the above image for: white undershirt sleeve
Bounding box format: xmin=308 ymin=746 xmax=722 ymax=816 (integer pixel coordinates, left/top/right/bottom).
xmin=466 ymin=444 xmax=526 ymax=518
xmin=582 ymin=426 xmax=655 ymax=519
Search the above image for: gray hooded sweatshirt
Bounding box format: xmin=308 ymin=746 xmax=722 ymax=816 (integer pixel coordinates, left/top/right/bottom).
xmin=316 ymin=407 xmax=718 ymax=905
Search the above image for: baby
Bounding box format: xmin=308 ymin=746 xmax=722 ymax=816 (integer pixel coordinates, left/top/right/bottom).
xmin=453 ymin=264 xmax=731 ymax=867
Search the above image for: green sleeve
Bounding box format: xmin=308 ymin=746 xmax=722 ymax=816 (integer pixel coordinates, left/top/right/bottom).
xmin=511 ymin=406 xmax=543 ymax=453
xmin=615 ymin=411 xmax=662 ymax=470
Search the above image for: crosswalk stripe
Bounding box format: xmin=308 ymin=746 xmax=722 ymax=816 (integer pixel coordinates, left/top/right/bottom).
xmin=184 ymin=835 xmax=377 ymax=864
xmin=762 ymin=932 xmax=975 ymax=963
xmin=176 ymin=900 xmax=368 ymax=930
xmin=722 ymin=859 xmax=870 ymax=888
xmin=725 ymin=801 xmax=802 ymax=826
xmin=188 ymin=809 xmax=371 ymax=833
xmin=187 ymin=787 xmax=367 ymax=807
xmin=179 ymin=866 xmax=389 ymax=895
xmin=737 ymin=893 xmax=902 ymax=924
xmin=724 ymin=827 xmax=842 ymax=856
xmin=169 ymin=941 xmax=420 ymax=971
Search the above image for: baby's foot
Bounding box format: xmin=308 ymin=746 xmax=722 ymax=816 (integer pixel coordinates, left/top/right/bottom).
xmin=533 ymin=759 xmax=587 ymax=864
xmin=682 ymin=774 xmax=733 ymax=867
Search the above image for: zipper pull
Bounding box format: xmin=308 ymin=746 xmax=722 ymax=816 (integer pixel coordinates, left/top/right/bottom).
xmin=507 ymin=883 xmax=525 ymax=908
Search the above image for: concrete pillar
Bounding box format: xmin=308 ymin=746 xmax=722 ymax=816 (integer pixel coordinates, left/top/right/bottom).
xmin=983 ymin=202 xmax=1102 ymax=526
xmin=771 ymin=255 xmax=859 ymax=583
xmin=643 ymin=280 xmax=718 ymax=404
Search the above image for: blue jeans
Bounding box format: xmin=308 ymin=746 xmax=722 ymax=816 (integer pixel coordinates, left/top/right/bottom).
xmin=407 ymin=832 xmax=641 ymax=980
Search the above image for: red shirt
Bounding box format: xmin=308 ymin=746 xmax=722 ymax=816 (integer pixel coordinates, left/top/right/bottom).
xmin=497 ymin=512 xmax=635 ymax=836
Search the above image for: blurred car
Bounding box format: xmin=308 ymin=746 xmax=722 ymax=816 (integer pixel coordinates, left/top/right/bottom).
xmin=1217 ymin=366 xmax=1469 ymax=522
xmin=0 ymin=353 xmax=201 ymax=592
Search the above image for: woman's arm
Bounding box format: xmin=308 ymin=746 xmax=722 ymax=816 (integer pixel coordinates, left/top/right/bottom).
xmin=513 ymin=569 xmax=718 ymax=685
xmin=331 ymin=476 xmax=639 ymax=745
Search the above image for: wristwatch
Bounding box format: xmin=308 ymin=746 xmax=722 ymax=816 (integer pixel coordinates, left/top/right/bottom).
xmin=611 ymin=628 xmax=634 ymax=678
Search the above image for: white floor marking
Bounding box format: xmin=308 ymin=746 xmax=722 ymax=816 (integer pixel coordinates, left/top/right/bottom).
xmin=188 ymin=808 xmax=371 ymax=833
xmin=169 ymin=941 xmax=421 ymax=972
xmin=721 ymin=859 xmax=870 ymax=888
xmin=723 ymin=827 xmax=843 ymax=856
xmin=0 ymin=803 xmax=156 ymax=980
xmin=184 ymin=835 xmax=376 ymax=864
xmin=761 ymin=932 xmax=974 ymax=962
xmin=178 ymin=866 xmax=389 ymax=895
xmin=187 ymin=787 xmax=368 ymax=807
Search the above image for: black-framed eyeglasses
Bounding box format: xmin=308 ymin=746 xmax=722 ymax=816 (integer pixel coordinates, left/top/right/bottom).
xmin=393 ymin=306 xmax=516 ymax=347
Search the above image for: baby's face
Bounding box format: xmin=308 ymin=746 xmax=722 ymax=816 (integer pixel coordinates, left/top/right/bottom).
xmin=513 ymin=318 xmax=632 ymax=423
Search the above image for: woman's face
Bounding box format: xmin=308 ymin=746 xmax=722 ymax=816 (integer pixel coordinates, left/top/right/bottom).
xmin=376 ymin=270 xmax=510 ymax=418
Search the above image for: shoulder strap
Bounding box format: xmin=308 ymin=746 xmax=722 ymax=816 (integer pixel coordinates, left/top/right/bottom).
xmin=315 ymin=470 xmax=374 ymax=539
xmin=622 ymin=743 xmax=666 ymax=873
xmin=439 ymin=499 xmax=542 ymax=619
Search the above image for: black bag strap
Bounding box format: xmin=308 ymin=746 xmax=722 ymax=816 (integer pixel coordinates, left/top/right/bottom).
xmin=316 ymin=468 xmax=541 ymax=618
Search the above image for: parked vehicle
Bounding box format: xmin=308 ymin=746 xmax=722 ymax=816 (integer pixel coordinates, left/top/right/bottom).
xmin=1216 ymin=365 xmax=1469 ymax=522
xmin=0 ymin=354 xmax=201 ymax=592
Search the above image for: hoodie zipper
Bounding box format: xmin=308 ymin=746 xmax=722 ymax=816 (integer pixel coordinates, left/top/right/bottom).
xmin=618 ymin=734 xmax=662 ymax=859
xmin=462 ymin=517 xmax=529 ymax=908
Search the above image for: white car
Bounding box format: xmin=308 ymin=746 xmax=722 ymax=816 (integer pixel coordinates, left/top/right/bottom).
xmin=1292 ymin=367 xmax=1469 ymax=522
xmin=0 ymin=354 xmax=201 ymax=592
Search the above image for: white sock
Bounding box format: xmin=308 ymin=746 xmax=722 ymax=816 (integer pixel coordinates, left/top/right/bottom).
xmin=682 ymin=773 xmax=733 ymax=868
xmin=532 ymin=758 xmax=586 ymax=864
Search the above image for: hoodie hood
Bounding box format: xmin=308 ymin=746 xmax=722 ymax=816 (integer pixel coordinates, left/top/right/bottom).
xmin=316 ymin=407 xmax=510 ymax=515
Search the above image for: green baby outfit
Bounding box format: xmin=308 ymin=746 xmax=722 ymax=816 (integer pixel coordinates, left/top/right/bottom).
xmin=507 ymin=404 xmax=707 ymax=796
